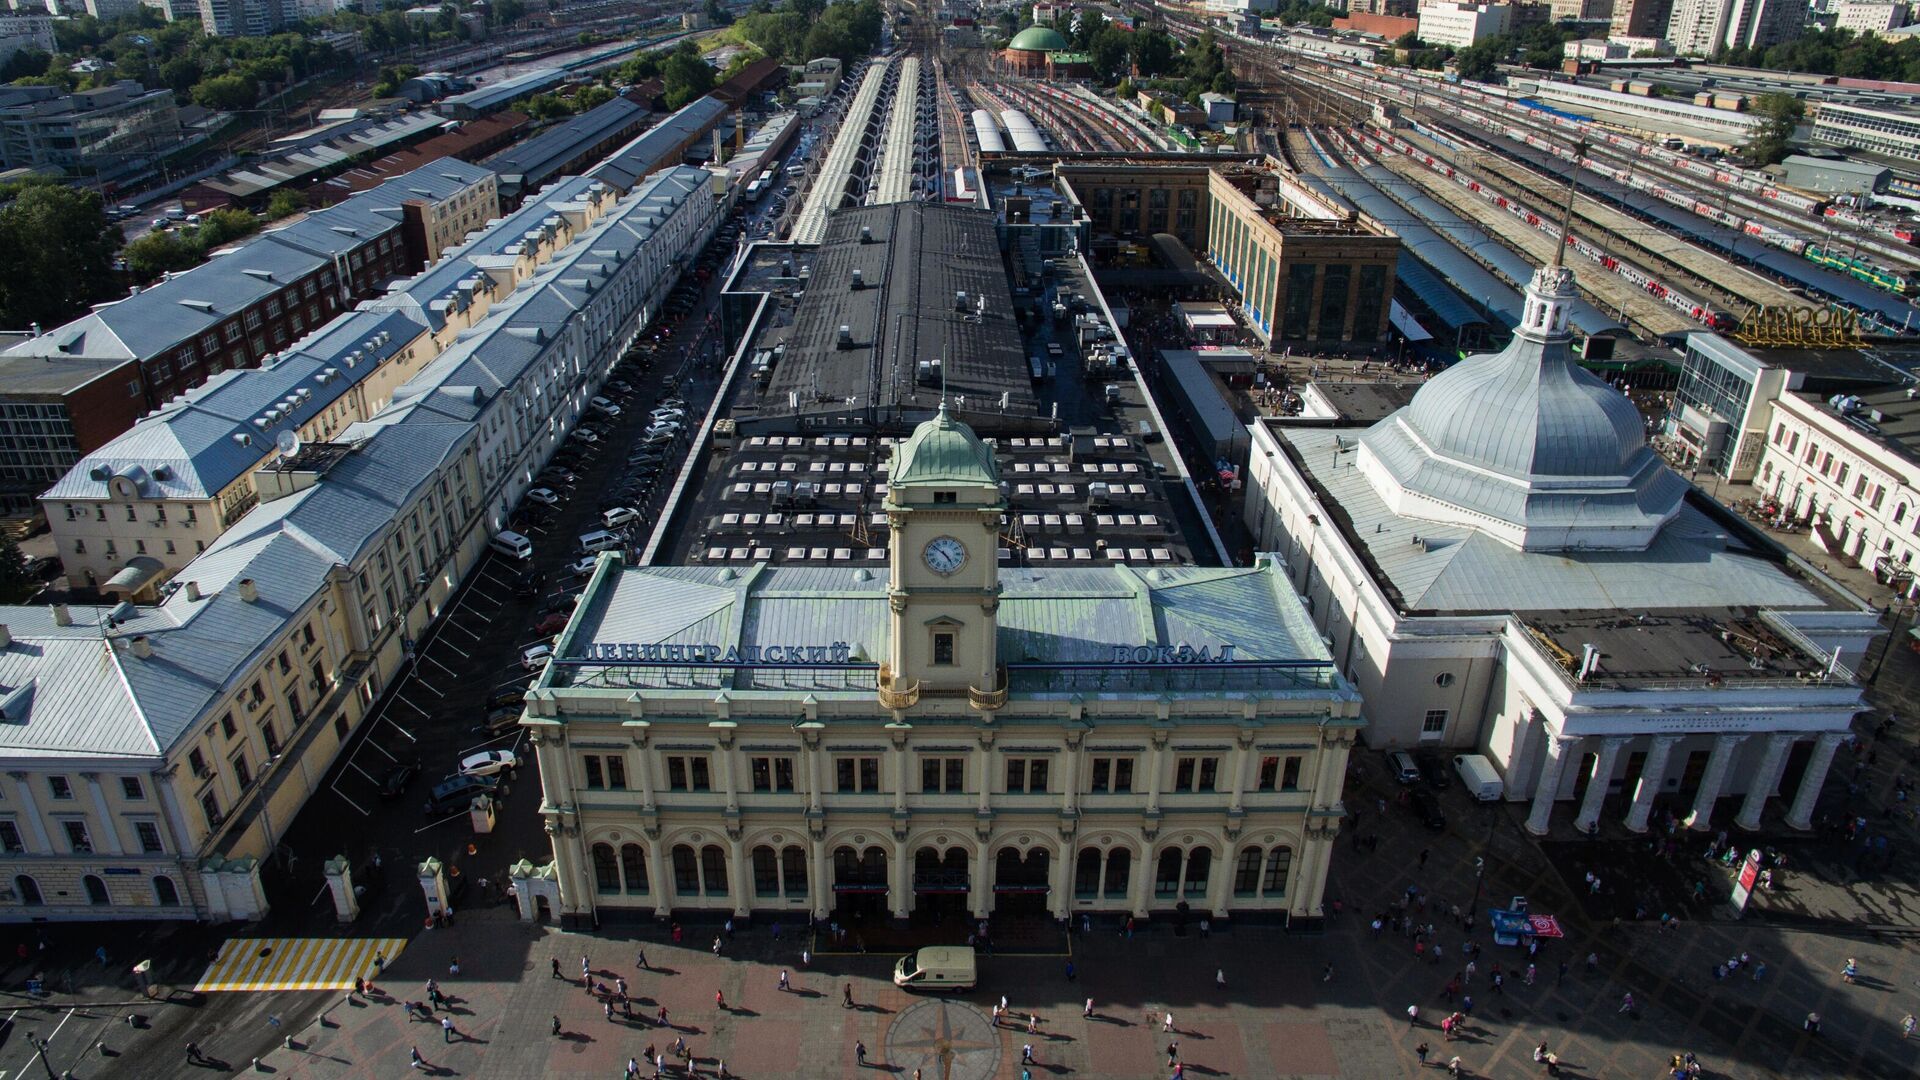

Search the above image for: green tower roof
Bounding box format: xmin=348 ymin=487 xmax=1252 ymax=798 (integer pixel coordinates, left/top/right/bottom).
xmin=891 ymin=405 xmax=1000 ymax=488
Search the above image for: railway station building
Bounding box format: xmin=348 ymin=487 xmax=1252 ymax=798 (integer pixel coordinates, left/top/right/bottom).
xmin=522 ymin=199 xmax=1364 ymax=931
xmin=1244 ymin=259 xmax=1878 ymax=837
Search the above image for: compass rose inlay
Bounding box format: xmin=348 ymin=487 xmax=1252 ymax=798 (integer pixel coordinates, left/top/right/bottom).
xmin=884 ymin=998 xmax=1003 ymax=1080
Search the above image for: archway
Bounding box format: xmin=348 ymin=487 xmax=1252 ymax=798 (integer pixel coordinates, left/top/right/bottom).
xmin=153 ymin=875 xmax=181 ymax=907
xmin=992 ymin=847 xmax=1050 ymax=919
xmin=83 ymin=875 xmax=109 ymax=906
xmin=831 ymin=845 xmax=888 ymax=929
xmin=911 ymin=846 xmax=969 ymax=927
xmin=15 ymin=875 xmax=40 ymax=906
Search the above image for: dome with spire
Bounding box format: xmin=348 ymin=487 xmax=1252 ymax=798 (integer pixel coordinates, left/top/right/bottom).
xmin=890 ymin=404 xmax=1000 ymax=488
xmin=1355 ymin=263 xmax=1686 ymax=552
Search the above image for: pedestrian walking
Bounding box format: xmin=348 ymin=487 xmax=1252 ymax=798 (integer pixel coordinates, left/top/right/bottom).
xmin=1585 ymin=951 xmax=1598 ymax=975
xmin=1462 ymin=995 xmax=1474 ymax=1016
xmin=1524 ymin=963 xmax=1536 ymax=986
xmin=657 ymin=1006 xmax=669 ymax=1028
xmin=551 ymin=957 xmax=561 ymax=979
xmin=1216 ymin=968 xmax=1226 ymax=988
xmin=1556 ymin=960 xmax=1568 ymax=984
xmin=1027 ymin=1014 xmax=1038 ymax=1035
xmin=1164 ymin=1011 xmax=1175 ymax=1032
xmin=185 ymin=1042 xmax=204 ymax=1064
xmin=605 ymin=1000 xmax=615 ymax=1022
xmin=636 ymin=947 xmax=649 ymax=971
xmin=1167 ymin=1041 xmax=1180 ymax=1067
xmin=1448 ymin=1056 xmax=1462 ymax=1078
xmin=716 ymin=989 xmax=727 ymax=1010
xmin=1805 ymin=1011 xmax=1822 ymax=1035
xmin=779 ymin=970 xmax=790 ymax=991
xmin=551 ymin=1015 xmax=562 ymax=1037
xmin=725 ymin=917 xmax=735 ymax=939
xmin=1322 ymin=962 xmax=1334 ymax=983
xmin=1407 ymin=1004 xmax=1420 ymax=1028
xmin=1901 ymin=1012 xmax=1916 ymax=1039
xmin=410 ymin=1046 xmax=424 ymax=1070
xmin=801 ymin=948 xmax=811 ymax=966
xmin=712 ymin=937 xmax=723 ymax=958
xmin=844 ymin=983 xmax=855 ymax=1008
xmin=1491 ymin=972 xmax=1504 ymax=995
xmin=1619 ymin=992 xmax=1635 ymax=1014
xmin=1022 ymin=1043 xmax=1035 ymax=1064
xmin=1066 ymin=960 xmax=1076 ymax=982
xmin=855 ymin=1040 xmax=868 ymax=1066
xmin=441 ymin=1017 xmax=456 ymax=1043
xmin=1084 ymin=997 xmax=1094 ymax=1018
xmin=1416 ymin=1042 xmax=1430 ymax=1065
xmin=1464 ymin=960 xmax=1476 ymax=983
xmin=582 ymin=955 xmax=591 ymax=979
xmin=1842 ymin=958 xmax=1858 ymax=983
xmin=1753 ymin=961 xmax=1767 ymax=981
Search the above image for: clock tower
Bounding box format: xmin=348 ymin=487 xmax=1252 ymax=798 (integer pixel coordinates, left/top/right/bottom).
xmin=883 ymin=405 xmax=1004 ymax=699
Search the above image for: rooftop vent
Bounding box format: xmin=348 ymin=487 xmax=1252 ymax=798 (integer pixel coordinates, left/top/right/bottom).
xmin=851 ymin=268 xmax=864 ymax=289
xmin=238 ymin=578 xmax=258 ymax=603
xmin=954 ymin=290 xmax=969 ymax=311
xmin=50 ymin=604 xmax=71 ymax=627
xmin=837 ymin=325 xmax=853 ymax=349
xmin=185 ymin=581 xmax=202 ymax=602
xmin=129 ymin=635 xmax=152 ymax=659
xmin=860 ymin=226 xmax=874 ymax=243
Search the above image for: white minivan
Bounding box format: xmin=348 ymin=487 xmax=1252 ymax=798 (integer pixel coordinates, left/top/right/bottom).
xmin=603 ymin=506 xmax=640 ymax=529
xmin=489 ymin=530 xmax=533 ymax=560
xmin=577 ymin=529 xmax=622 ymax=554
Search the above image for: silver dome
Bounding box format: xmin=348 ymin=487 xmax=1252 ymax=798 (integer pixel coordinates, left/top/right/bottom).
xmin=1357 ymin=265 xmax=1685 ymax=552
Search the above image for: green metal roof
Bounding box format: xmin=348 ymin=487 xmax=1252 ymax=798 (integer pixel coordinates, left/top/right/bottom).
xmin=890 ymin=405 xmax=1000 ymax=487
xmin=1009 ymin=26 xmax=1070 ymax=51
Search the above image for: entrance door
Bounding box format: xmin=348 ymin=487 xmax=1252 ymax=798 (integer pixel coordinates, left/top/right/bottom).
xmin=832 ymin=846 xmax=888 ymax=927
xmin=1678 ymin=749 xmax=1711 ymax=801
xmin=1571 ymin=752 xmax=1598 ymax=804
xmin=992 ymin=848 xmax=1050 ymax=919
xmin=911 ymin=847 xmax=969 ymax=928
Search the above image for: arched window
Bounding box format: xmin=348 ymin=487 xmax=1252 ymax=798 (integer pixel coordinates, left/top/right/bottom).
xmin=620 ymin=844 xmax=648 ymax=894
xmin=1183 ymin=848 xmax=1211 ymax=895
xmin=672 ymin=845 xmax=700 ymax=894
xmin=1898 ymin=503 xmax=1909 ymax=526
xmin=1233 ymin=848 xmax=1264 ymax=897
xmin=700 ymin=845 xmax=728 ymax=896
xmin=153 ymin=876 xmax=181 ymax=907
xmin=753 ymin=846 xmax=780 ymax=897
xmin=1154 ymin=850 xmax=1182 ymax=899
xmin=15 ymin=875 xmax=41 ymax=906
xmin=83 ymin=874 xmax=109 ymax=906
xmin=1102 ymin=849 xmax=1130 ymax=898
xmin=781 ymin=846 xmax=808 ymax=897
xmin=1263 ymin=847 xmax=1293 ymax=898
xmin=1075 ymin=849 xmax=1101 ymax=898
xmin=591 ymin=843 xmax=619 ymax=893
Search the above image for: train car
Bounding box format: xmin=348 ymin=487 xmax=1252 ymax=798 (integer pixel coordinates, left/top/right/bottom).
xmin=947 ymin=166 xmax=979 ymax=205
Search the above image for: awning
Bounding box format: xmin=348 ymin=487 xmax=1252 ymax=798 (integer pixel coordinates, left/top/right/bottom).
xmin=105 ymin=556 xmax=164 ymax=593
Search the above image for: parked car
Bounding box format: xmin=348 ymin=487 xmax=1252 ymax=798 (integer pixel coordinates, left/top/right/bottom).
xmin=476 ymin=705 xmax=523 ymax=737
xmin=534 ymin=611 xmax=570 ymax=636
xmin=567 ymin=555 xmax=600 ymax=577
xmin=521 ymin=642 xmax=553 ymax=670
xmin=570 ymin=429 xmax=600 ymax=445
xmin=589 ymin=396 xmax=622 ymax=416
xmin=1388 ymin=750 xmax=1421 ymax=785
xmin=458 ymin=749 xmax=519 ymax=777
xmin=487 ymin=686 xmax=527 ymax=710
xmin=424 ymin=773 xmax=499 ymax=816
xmin=525 ymin=487 xmax=561 ymax=507
xmin=1417 ymin=751 xmax=1452 ymax=791
xmin=378 ymin=760 xmax=421 ymax=799
xmin=511 ymin=569 xmax=544 ymax=600
xmin=603 ymin=506 xmax=640 ymax=529
xmin=537 ymin=468 xmax=577 ymax=487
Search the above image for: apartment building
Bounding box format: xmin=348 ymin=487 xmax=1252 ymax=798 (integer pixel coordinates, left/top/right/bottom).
xmin=43 ymin=172 xmax=616 ymax=594
xmin=1416 ymin=1 xmax=1513 ymax=46
xmin=0 ymin=166 xmax=723 ymax=924
xmin=1834 ymin=1 xmax=1911 ymax=33
xmin=6 ymin=161 xmax=496 ymax=425
xmin=0 ymin=80 xmax=180 ymax=180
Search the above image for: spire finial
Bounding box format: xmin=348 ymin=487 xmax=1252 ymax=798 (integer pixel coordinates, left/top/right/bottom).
xmin=1551 ymin=139 xmax=1587 ymax=269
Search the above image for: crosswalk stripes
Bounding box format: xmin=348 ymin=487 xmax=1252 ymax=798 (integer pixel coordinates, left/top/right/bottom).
xmin=193 ymin=936 xmax=409 ymax=992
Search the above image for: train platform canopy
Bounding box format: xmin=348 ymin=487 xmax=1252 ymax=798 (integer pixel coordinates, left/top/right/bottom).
xmin=1393 ymin=257 xmax=1487 ymax=333
xmin=751 ymin=202 xmax=1037 ymax=432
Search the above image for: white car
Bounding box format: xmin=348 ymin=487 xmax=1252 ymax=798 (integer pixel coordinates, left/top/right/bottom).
xmin=520 ymin=642 xmax=553 ymax=671
xmin=567 ymin=556 xmax=600 ymax=577
xmin=570 ymin=429 xmax=600 ymax=445
xmin=525 ymin=487 xmax=561 ymax=506
xmin=458 ymin=749 xmax=519 ymax=777
xmin=644 ymin=422 xmax=681 ymax=441
xmin=603 ymin=506 xmax=640 ymax=528
xmin=649 ymin=407 xmax=686 ymax=423
xmin=590 ymin=397 xmax=622 ymax=417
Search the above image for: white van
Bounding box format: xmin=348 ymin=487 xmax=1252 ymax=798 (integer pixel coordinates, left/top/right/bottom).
xmin=1453 ymin=754 xmax=1504 ymax=801
xmin=577 ymin=529 xmax=622 ymax=554
xmin=602 ymin=506 xmax=640 ymax=529
xmin=893 ymin=945 xmax=976 ymax=990
xmin=489 ymin=530 xmax=533 ymax=560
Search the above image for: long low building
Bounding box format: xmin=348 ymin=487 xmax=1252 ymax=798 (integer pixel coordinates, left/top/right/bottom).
xmin=484 ymin=97 xmax=655 ymax=205
xmin=0 ymin=166 xmax=722 ymax=924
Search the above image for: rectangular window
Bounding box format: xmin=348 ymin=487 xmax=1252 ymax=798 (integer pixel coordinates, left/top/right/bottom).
xmin=750 ymin=755 xmax=795 ymax=792
xmin=1258 ymin=755 xmax=1279 ymax=791
xmin=261 ymin=719 xmax=281 ymax=756
xmin=200 ymin=790 xmax=221 ymax=825
xmin=605 ymin=756 xmax=626 ymax=790
xmin=666 ymin=756 xmax=710 ymax=792
xmin=120 ymin=776 xmax=144 ymax=800
xmin=1088 ymin=756 xmax=1134 ymax=793
xmin=232 ymin=754 xmax=252 ymax=789
xmin=1423 ymin=710 xmax=1449 ymax=734
xmin=932 ymin=632 xmax=955 ymax=665
xmin=920 ymin=756 xmax=965 ymax=793
xmin=220 ymin=712 xmax=236 ymax=739
xmin=585 ymin=756 xmax=605 ymax=790
xmin=836 ymin=756 xmax=881 ymax=793
xmin=1173 ymin=756 xmax=1219 ymax=793
xmin=135 ymin=820 xmax=164 ymax=853
xmin=63 ymin=819 xmax=91 ymax=853
xmin=1282 ymin=756 xmax=1302 ymax=791
xmin=47 ymin=775 xmax=72 ymax=800
xmin=189 ymin=747 xmax=209 ymax=778
xmin=1005 ymin=757 xmax=1050 ymax=793
xmin=0 ymin=820 xmax=23 ymax=853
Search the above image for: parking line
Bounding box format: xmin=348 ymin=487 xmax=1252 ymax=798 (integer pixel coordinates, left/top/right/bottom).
xmin=394 ymin=694 xmax=432 ymax=718
xmin=414 ymin=811 xmax=469 ymax=834
xmin=477 ymin=567 xmax=517 ymax=591
xmin=362 ymin=740 xmax=400 ymax=763
xmin=421 ymin=652 xmax=461 ymax=680
xmin=443 ymin=619 xmax=482 ymax=640
xmin=412 ymin=677 xmax=444 ymax=698
xmin=437 ymin=637 xmax=472 ymax=660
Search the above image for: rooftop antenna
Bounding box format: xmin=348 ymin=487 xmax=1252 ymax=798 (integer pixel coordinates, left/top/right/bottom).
xmin=1551 ymin=139 xmax=1587 ymax=269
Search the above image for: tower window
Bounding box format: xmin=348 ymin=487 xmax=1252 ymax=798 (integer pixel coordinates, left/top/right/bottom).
xmin=932 ymin=632 xmax=955 ymax=665
xmin=933 ymin=491 xmax=957 ymax=504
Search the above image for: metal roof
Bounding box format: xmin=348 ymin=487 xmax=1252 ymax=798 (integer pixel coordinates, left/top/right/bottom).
xmin=1278 ymin=423 xmax=1825 ymax=614
xmin=437 ymin=67 xmax=568 ymax=114
xmin=483 ymin=97 xmax=648 ymax=194
xmin=586 ymin=96 xmax=728 ymax=194
xmin=1391 ymin=256 xmax=1487 ymax=333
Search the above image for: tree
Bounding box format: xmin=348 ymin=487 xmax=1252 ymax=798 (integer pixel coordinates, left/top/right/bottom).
xmin=1130 ymin=29 xmax=1176 ymax=77
xmin=122 ymin=228 xmax=201 ymax=279
xmin=0 ymin=48 xmax=50 ymax=83
xmin=1089 ymin=25 xmax=1129 ymax=83
xmin=1745 ymin=92 xmax=1804 ymax=165
xmin=192 ymin=74 xmax=257 ymax=111
xmin=0 ymin=181 xmax=121 ymax=330
xmin=266 ymin=189 xmax=307 ymax=220
xmin=705 ymin=0 xmax=733 ymax=26
xmin=196 ymin=208 xmax=259 ymax=248
xmin=0 ymin=538 xmax=31 ymax=604
xmin=661 ymin=42 xmax=716 ymax=108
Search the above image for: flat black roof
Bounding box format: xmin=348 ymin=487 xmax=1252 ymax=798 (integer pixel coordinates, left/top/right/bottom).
xmin=754 ymin=202 xmax=1037 ymax=430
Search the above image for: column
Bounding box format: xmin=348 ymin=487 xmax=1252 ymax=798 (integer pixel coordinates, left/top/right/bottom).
xmin=81 ymin=773 xmax=124 ymax=855
xmin=1203 ymin=846 xmax=1231 ymax=919
xmin=1625 ymin=736 xmax=1679 ymax=833
xmin=1048 ymin=846 xmax=1071 ymax=921
xmin=892 ymin=746 xmax=908 ymax=815
xmin=726 ymin=835 xmax=749 ymax=917
xmin=1225 ymin=742 xmax=1251 ymax=814
xmin=8 ymin=771 xmax=52 ymax=852
xmin=1127 ymin=843 xmax=1154 ymax=919
xmin=718 ymin=746 xmax=739 ymax=814
xmin=1786 ymin=732 xmax=1846 ymax=830
xmin=1295 ymin=823 xmax=1335 ymax=918
xmin=969 ymin=840 xmax=992 ymax=920
xmin=974 ymin=742 xmax=992 ymax=816
xmin=647 ymin=841 xmax=671 ymax=919
xmin=1525 ymin=734 xmax=1575 ymax=836
xmin=890 ymin=836 xmax=911 ymax=921
xmin=1059 ymin=742 xmax=1081 ymax=815
xmin=634 ymin=742 xmax=656 ymax=811
xmin=1142 ymin=744 xmax=1166 ymax=815
xmin=1686 ymin=734 xmax=1748 ymax=831
xmin=1735 ymin=733 xmax=1797 ymax=831
xmin=1573 ymin=737 xmax=1626 ymax=833
xmin=806 ymin=743 xmax=825 ymax=814
xmin=810 ymin=836 xmax=831 ymax=920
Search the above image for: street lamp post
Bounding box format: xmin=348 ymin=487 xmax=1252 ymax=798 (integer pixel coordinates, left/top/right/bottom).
xmin=25 ymin=1031 xmax=57 ymax=1080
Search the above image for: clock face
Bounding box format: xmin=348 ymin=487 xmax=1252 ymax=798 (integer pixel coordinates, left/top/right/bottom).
xmin=923 ymin=536 xmax=967 ymax=576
